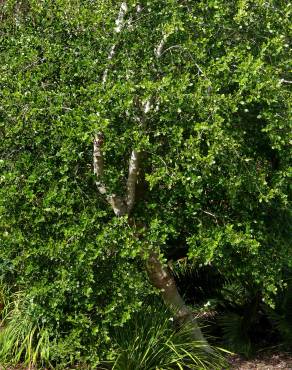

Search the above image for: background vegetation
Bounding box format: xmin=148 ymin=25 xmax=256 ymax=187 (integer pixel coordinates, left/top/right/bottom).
xmin=0 ymin=0 xmax=291 ymax=368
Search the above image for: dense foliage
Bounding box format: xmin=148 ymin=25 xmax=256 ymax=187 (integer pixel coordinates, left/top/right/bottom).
xmin=0 ymin=0 xmax=291 ymax=366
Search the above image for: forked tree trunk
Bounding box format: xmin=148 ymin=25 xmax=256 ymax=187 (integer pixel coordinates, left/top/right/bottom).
xmin=93 ymin=135 xmax=211 ymax=348
xmin=93 ymin=0 xmax=211 ymax=351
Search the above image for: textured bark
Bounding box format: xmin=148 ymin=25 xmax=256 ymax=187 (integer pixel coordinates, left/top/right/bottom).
xmin=155 ymin=33 xmax=169 ymax=58
xmin=126 ymin=150 xmax=140 ymax=213
xmin=93 ymin=133 xmax=127 ymax=216
xmin=102 ymin=2 xmax=128 ymax=85
xmin=146 ymin=251 xmax=211 ymax=348
xmin=93 ymin=133 xmax=106 ymax=195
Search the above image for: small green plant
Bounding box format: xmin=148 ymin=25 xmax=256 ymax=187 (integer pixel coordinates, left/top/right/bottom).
xmin=265 ymin=278 xmax=292 ymax=348
xmin=218 ymin=312 xmax=252 ymax=358
xmin=103 ymin=299 xmax=228 ymax=370
xmin=0 ymin=284 xmax=9 ymax=316
xmin=0 ymin=291 xmax=51 ymax=369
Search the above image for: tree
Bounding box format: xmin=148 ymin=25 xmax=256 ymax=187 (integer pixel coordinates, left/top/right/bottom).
xmin=0 ymin=0 xmax=291 ymax=364
xmin=93 ymin=1 xmax=209 ymax=346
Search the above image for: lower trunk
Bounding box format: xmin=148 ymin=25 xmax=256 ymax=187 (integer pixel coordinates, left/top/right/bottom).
xmin=146 ymin=251 xmax=212 ymax=352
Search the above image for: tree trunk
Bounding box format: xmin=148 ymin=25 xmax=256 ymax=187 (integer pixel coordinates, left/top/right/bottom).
xmin=93 ymin=134 xmax=211 ymax=351
xmin=146 ymin=250 xmax=212 ymax=350
xmin=94 ymin=1 xmax=211 ymax=351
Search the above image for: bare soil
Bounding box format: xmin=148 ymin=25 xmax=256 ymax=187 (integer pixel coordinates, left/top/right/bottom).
xmin=229 ymin=352 xmax=292 ymax=369
xmin=1 ymin=352 xmax=292 ymax=369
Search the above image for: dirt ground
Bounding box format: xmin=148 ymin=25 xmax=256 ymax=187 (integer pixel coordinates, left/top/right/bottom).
xmin=229 ymin=352 xmax=292 ymax=369
xmin=1 ymin=352 xmax=292 ymax=369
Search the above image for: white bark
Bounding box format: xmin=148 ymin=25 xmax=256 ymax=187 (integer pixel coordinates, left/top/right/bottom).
xmin=114 ymin=2 xmax=128 ymax=33
xmin=108 ymin=195 xmax=128 ymax=217
xmin=93 ymin=133 xmax=127 ymax=216
xmin=143 ymin=99 xmax=151 ymax=114
xmin=93 ymin=133 xmax=107 ymax=195
xmin=98 ymin=2 xmax=142 ymax=216
xmin=93 ymin=134 xmax=140 ymax=216
xmin=155 ymin=33 xmax=169 ymax=58
xmin=126 ymin=150 xmax=140 ymax=213
xmin=102 ymin=2 xmax=128 ymax=85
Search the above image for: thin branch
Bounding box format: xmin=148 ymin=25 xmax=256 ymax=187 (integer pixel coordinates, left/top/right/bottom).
xmin=95 ymin=2 xmax=146 ymax=217
xmin=22 ymin=57 xmax=46 ymax=72
xmin=201 ymin=210 xmax=218 ymax=225
xmin=102 ymin=45 xmax=116 ymax=85
xmin=126 ymin=150 xmax=140 ymax=212
xmin=159 ymin=45 xmax=183 ymax=56
xmin=114 ymin=2 xmax=128 ymax=33
xmin=155 ymin=33 xmax=169 ymax=58
xmin=93 ymin=133 xmax=107 ymax=195
xmin=195 ymin=63 xmax=204 ymax=76
xmin=143 ymin=99 xmax=151 ymax=114
xmin=93 ymin=133 xmax=128 ymax=216
xmin=102 ymin=2 xmax=128 ymax=85
xmin=280 ymin=79 xmax=292 ymax=84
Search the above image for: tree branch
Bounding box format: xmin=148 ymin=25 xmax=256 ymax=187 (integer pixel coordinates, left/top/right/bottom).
xmin=159 ymin=45 xmax=182 ymax=57
xmin=155 ymin=33 xmax=169 ymax=58
xmin=93 ymin=133 xmax=141 ymax=216
xmin=93 ymin=133 xmax=107 ymax=195
xmin=93 ymin=133 xmax=128 ymax=216
xmin=114 ymin=2 xmax=128 ymax=33
xmin=280 ymin=78 xmax=292 ymax=84
xmin=126 ymin=150 xmax=140 ymax=213
xmin=102 ymin=2 xmax=128 ymax=85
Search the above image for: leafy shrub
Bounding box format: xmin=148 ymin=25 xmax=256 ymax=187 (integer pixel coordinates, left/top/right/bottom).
xmin=264 ymin=276 xmax=292 ymax=348
xmin=0 ymin=0 xmax=291 ymax=366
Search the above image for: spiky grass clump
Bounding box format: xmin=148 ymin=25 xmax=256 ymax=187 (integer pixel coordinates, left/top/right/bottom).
xmin=0 ymin=290 xmax=51 ymax=369
xmin=103 ymin=300 xmax=227 ymax=370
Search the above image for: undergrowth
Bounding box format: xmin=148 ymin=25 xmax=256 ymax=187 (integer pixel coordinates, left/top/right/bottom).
xmin=0 ymin=291 xmax=228 ymax=369
xmin=102 ymin=300 xmax=228 ymax=370
xmin=0 ymin=289 xmax=51 ymax=369
xmin=172 ymin=260 xmax=292 ymax=357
